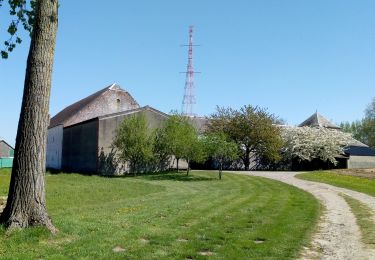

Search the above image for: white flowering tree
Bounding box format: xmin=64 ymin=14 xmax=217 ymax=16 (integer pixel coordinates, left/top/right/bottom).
xmin=282 ymin=127 xmax=353 ymax=165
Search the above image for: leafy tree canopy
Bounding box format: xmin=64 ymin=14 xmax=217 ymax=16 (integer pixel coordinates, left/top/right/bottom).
xmin=159 ymin=113 xmax=204 ymax=174
xmin=341 ymin=97 xmax=375 ymax=148
xmin=113 ymin=114 xmax=154 ymax=174
xmin=1 ymin=0 xmax=36 ymax=58
xmin=202 ymin=132 xmax=238 ymax=178
xmin=207 ymin=105 xmax=283 ymax=170
xmin=282 ymin=126 xmax=352 ymax=165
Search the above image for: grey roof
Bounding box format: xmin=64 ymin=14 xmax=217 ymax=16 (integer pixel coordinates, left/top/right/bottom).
xmin=299 ymin=112 xmax=340 ymax=129
xmin=348 ymin=139 xmax=369 ymax=148
xmin=345 ymin=146 xmax=375 ymax=156
xmin=0 ymin=140 xmax=14 ymax=150
xmin=49 ymin=83 xmax=139 ymax=128
xmin=98 ymin=106 xmax=169 ymax=120
xmin=63 ymin=106 xmax=169 ymax=128
xmin=188 ymin=116 xmax=209 ymax=133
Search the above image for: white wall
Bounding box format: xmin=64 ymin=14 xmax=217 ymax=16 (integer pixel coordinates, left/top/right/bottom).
xmin=348 ymin=156 xmax=375 ymax=169
xmin=46 ymin=125 xmax=63 ymax=170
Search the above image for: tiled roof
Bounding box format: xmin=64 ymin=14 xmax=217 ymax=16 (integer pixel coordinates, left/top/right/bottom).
xmin=299 ymin=112 xmax=340 ymax=129
xmin=49 ymin=83 xmax=139 ymax=128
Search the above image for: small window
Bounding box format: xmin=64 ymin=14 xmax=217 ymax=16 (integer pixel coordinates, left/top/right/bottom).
xmin=117 ymin=99 xmax=121 ymax=104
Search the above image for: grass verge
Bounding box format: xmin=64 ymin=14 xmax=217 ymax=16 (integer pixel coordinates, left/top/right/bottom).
xmin=0 ymin=169 xmax=319 ymax=259
xmin=296 ymin=171 xmax=375 ymax=196
xmin=342 ymin=195 xmax=375 ymax=248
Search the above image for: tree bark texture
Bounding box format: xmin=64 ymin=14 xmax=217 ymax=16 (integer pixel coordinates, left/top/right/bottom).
xmin=0 ymin=0 xmax=58 ymax=232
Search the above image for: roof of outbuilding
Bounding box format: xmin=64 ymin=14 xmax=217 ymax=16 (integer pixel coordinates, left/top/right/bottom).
xmin=299 ymin=112 xmax=341 ymax=129
xmin=49 ymin=83 xmax=139 ymax=128
xmin=0 ymin=140 xmax=14 ymax=150
xmin=98 ymin=105 xmax=169 ymax=120
xmin=187 ymin=116 xmax=209 ymax=133
xmin=345 ymin=146 xmax=375 ymax=156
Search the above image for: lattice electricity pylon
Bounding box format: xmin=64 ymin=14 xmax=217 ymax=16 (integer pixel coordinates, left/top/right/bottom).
xmin=181 ymin=26 xmax=200 ymax=116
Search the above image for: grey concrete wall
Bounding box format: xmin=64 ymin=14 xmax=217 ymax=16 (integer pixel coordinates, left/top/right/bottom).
xmin=98 ymin=108 xmax=188 ymax=174
xmin=348 ymin=156 xmax=375 ymax=169
xmin=46 ymin=125 xmax=63 ymax=170
xmin=0 ymin=141 xmax=13 ymax=158
xmin=62 ymin=120 xmax=98 ymax=173
xmin=98 ymin=109 xmax=167 ymax=158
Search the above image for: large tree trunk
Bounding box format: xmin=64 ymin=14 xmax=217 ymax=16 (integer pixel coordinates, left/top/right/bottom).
xmin=0 ymin=0 xmax=58 ymax=232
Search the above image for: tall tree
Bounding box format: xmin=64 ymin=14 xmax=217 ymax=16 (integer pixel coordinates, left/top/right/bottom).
xmin=365 ymin=98 xmax=375 ymax=120
xmin=0 ymin=0 xmax=58 ymax=232
xmin=203 ymin=133 xmax=238 ymax=179
xmin=207 ymin=105 xmax=283 ymax=170
xmin=341 ymin=98 xmax=375 ymax=148
xmin=113 ymin=114 xmax=154 ymax=175
xmin=182 ymin=136 xmax=206 ymax=176
xmin=162 ymin=114 xmax=198 ymax=172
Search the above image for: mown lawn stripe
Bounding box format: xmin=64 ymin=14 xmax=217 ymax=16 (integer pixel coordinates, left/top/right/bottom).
xmin=0 ymin=169 xmax=319 ymax=259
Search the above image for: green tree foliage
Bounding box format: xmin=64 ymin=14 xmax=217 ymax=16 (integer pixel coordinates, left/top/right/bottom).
xmin=183 ymin=136 xmax=206 ymax=176
xmin=161 ymin=114 xmax=201 ymax=173
xmin=113 ymin=114 xmax=154 ymax=175
xmin=340 ymin=121 xmax=363 ymax=141
xmin=360 ymin=119 xmax=375 ymax=148
xmin=1 ymin=0 xmax=37 ymax=58
xmin=207 ymin=105 xmax=283 ymax=170
xmin=203 ymin=133 xmax=238 ymax=179
xmin=152 ymin=127 xmax=172 ymax=171
xmin=341 ymin=98 xmax=375 ymax=148
xmin=365 ymin=98 xmax=375 ymax=120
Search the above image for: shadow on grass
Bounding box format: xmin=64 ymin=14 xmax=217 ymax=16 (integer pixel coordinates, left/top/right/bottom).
xmin=143 ymin=172 xmax=217 ymax=182
xmin=46 ymin=169 xmax=218 ymax=182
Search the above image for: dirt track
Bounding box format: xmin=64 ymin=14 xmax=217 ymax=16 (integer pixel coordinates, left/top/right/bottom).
xmin=234 ymin=171 xmax=375 ymax=260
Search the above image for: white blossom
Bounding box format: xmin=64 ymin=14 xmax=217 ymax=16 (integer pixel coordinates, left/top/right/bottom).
xmin=281 ymin=126 xmax=353 ymax=165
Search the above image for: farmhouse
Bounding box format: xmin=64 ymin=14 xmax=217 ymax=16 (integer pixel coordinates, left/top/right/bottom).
xmin=0 ymin=140 xmax=14 ymax=168
xmin=298 ymin=112 xmax=375 ymax=169
xmin=47 ymin=83 xmax=177 ymax=174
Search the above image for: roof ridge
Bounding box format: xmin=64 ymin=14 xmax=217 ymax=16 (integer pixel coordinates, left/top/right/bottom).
xmin=0 ymin=140 xmax=14 ymax=150
xmin=49 ymin=83 xmax=133 ymax=128
xmin=299 ymin=111 xmax=340 ymax=129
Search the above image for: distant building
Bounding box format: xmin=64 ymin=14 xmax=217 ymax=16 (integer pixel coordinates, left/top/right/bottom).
xmin=0 ymin=140 xmax=14 ymax=168
xmin=47 ymin=83 xmax=186 ymax=174
xmin=297 ymin=112 xmax=375 ymax=169
xmin=47 ymin=83 xmax=139 ymax=171
xmin=298 ymin=111 xmax=341 ymax=129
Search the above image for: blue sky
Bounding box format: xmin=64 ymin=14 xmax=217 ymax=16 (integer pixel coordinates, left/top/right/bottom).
xmin=1 ymin=0 xmax=375 ymax=145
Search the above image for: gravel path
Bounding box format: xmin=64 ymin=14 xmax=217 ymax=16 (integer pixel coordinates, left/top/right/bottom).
xmin=233 ymin=171 xmax=375 ymax=260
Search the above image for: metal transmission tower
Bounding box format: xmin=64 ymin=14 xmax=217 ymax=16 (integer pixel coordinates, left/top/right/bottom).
xmin=181 ymin=26 xmax=199 ymax=116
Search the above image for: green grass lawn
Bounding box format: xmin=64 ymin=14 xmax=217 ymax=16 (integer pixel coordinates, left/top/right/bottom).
xmin=342 ymin=195 xmax=375 ymax=248
xmin=0 ymin=169 xmax=319 ymax=259
xmin=297 ymin=171 xmax=375 ymax=197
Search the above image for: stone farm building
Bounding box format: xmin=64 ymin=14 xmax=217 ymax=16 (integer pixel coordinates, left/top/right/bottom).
xmin=47 ymin=83 xmax=186 ymax=174
xmin=0 ymin=140 xmax=14 ymax=168
xmin=47 ymin=83 xmax=375 ymax=173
